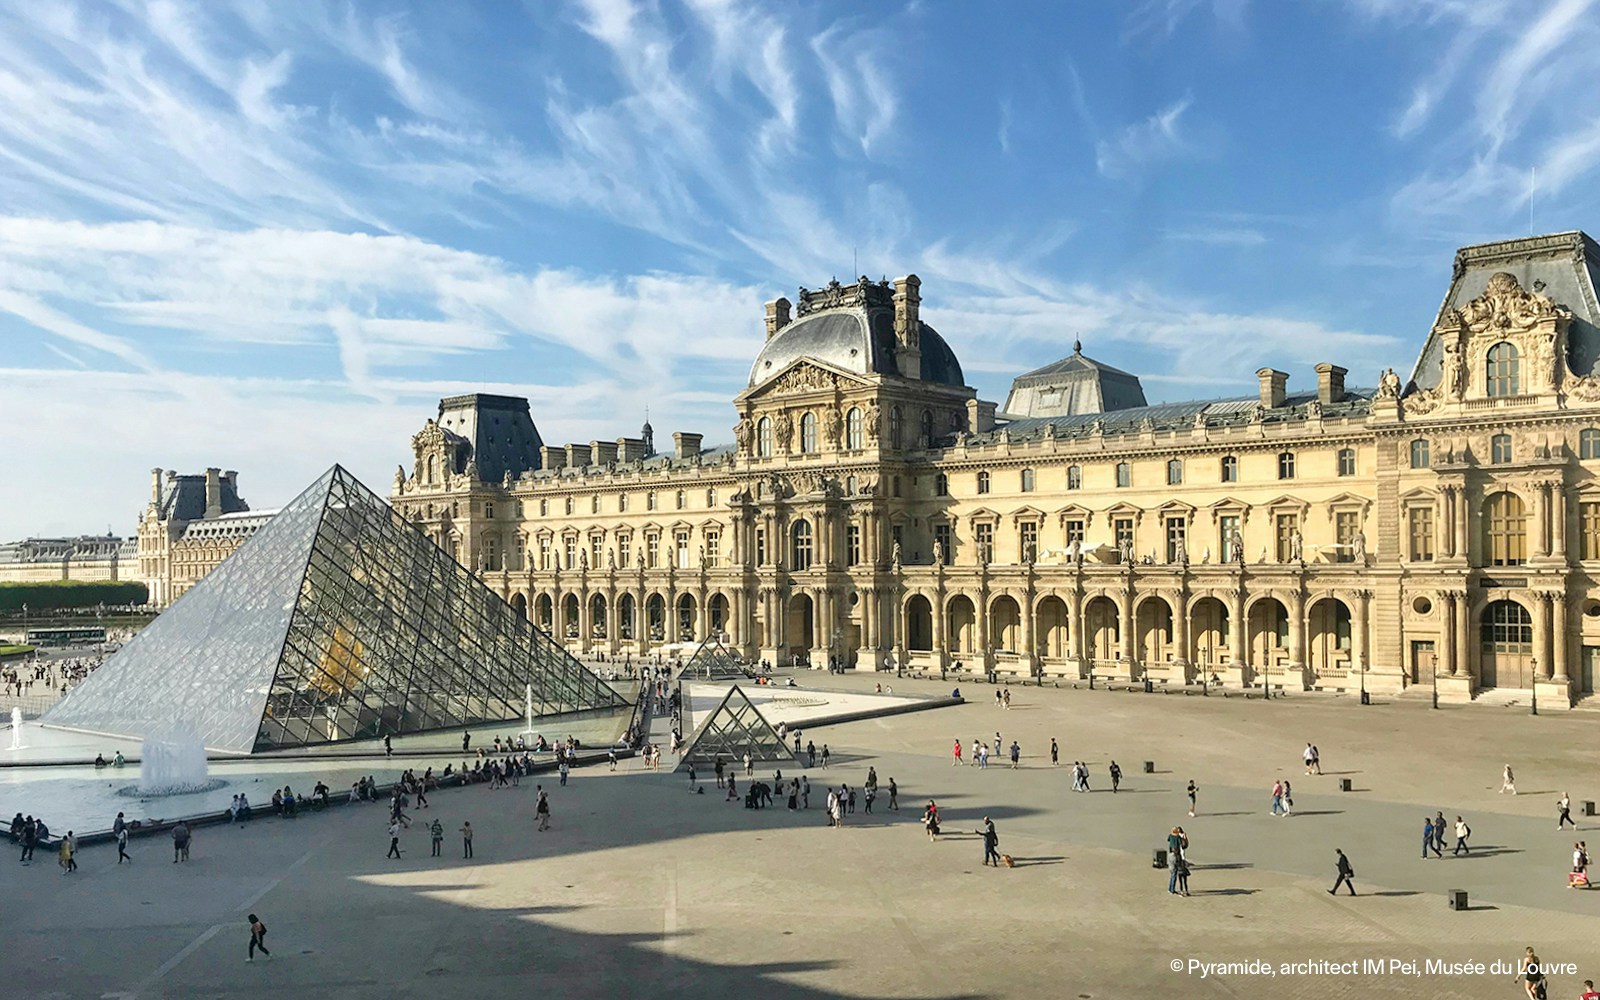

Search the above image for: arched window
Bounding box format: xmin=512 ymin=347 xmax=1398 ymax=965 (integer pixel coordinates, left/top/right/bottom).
xmin=1486 ymin=342 xmax=1520 ymax=397
xmin=790 ymin=519 xmax=813 ymax=571
xmin=591 ymin=495 xmax=600 ymax=514
xmin=800 ymin=412 xmax=818 ymax=453
xmin=1485 ymin=492 xmax=1527 ymax=566
xmin=1221 ymin=455 xmax=1238 ymax=483
xmin=564 ymin=497 xmax=574 ymax=515
xmin=539 ymin=499 xmax=548 ymax=517
xmin=1116 ymin=462 xmax=1131 ymax=488
xmin=1067 ymin=465 xmax=1082 ymax=490
xmin=936 ymin=473 xmax=949 ymax=496
xmin=845 ymin=407 xmax=863 ymax=450
xmin=1481 ymin=599 xmax=1533 ymax=655
xmin=675 ymin=490 xmax=686 ymax=509
xmin=618 ymin=494 xmax=628 ymax=512
xmin=1582 ymin=428 xmax=1600 ymax=460
xmin=706 ymin=489 xmax=716 ymax=507
xmin=427 ymin=455 xmax=437 ymax=483
xmin=976 ymin=471 xmax=991 ymax=494
xmin=1166 ymin=459 xmax=1183 ymax=486
xmin=921 ymin=409 xmax=934 ymax=448
xmin=1410 ymin=439 xmax=1430 ymax=469
xmin=1020 ymin=468 xmax=1035 ymax=492
xmin=647 ymin=491 xmax=657 ymax=511
xmin=889 ymin=406 xmax=903 ymax=449
xmin=1490 ymin=433 xmax=1512 ymax=464
xmin=846 ymin=475 xmax=858 ymax=495
xmin=1338 ymin=448 xmax=1356 ymax=476
xmin=1277 ymin=451 xmax=1296 ymax=480
xmin=757 ymin=417 xmax=774 ymax=457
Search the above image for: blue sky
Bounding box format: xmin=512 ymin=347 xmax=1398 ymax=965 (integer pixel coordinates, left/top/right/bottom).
xmin=4 ymin=0 xmax=1600 ymax=538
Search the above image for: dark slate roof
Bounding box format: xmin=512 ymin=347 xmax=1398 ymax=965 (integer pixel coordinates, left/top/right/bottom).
xmin=437 ymin=394 xmax=544 ymax=483
xmin=748 ymin=307 xmax=965 ymax=389
xmin=1003 ymin=341 xmax=1149 ymax=416
xmin=1014 ymin=347 xmax=1138 ymax=382
xmin=156 ymin=474 xmax=249 ymax=522
xmin=529 ymin=444 xmax=737 ymax=481
xmin=1411 ymin=231 xmax=1600 ymax=390
xmin=969 ymin=388 xmax=1374 ymax=446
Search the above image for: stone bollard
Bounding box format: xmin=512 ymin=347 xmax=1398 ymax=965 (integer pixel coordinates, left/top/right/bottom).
xmin=1143 ymin=760 xmax=1155 ymax=774
xmin=1153 ymin=848 xmax=1168 ymax=869
xmin=1448 ymin=889 xmax=1468 ymax=910
xmin=1340 ymin=778 xmax=1353 ymax=792
xmin=1584 ymin=801 xmax=1597 ymax=817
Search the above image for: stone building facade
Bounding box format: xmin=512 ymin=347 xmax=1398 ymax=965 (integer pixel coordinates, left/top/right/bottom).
xmin=180 ymin=229 xmax=1588 ymax=708
xmin=0 ymin=535 xmax=136 ymax=584
xmin=135 ymin=467 xmax=267 ymax=606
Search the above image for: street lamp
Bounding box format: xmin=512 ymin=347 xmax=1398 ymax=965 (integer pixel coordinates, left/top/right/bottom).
xmin=1431 ymin=655 xmax=1438 ymax=709
xmin=1531 ymin=657 xmax=1539 ymax=716
xmin=1358 ymin=653 xmax=1368 ymax=705
xmin=832 ymin=626 xmax=843 ymax=675
xmin=1201 ymin=643 xmax=1210 ymax=696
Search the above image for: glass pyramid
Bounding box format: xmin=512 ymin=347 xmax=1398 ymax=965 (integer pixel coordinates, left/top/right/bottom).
xmin=678 ymin=637 xmax=750 ymax=681
xmin=44 ymin=465 xmax=623 ymax=753
xmin=675 ymin=684 xmax=795 ymax=771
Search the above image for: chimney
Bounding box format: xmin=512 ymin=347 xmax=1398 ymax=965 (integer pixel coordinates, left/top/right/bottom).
xmin=540 ymin=446 xmax=567 ymax=471
xmin=764 ymin=297 xmax=792 ymax=340
xmin=1256 ymin=368 xmax=1288 ymax=409
xmin=565 ymin=444 xmax=592 ymax=469
xmin=616 ymin=437 xmax=647 ymax=463
xmin=224 ymin=470 xmax=238 ymax=495
xmin=150 ymin=468 xmax=163 ymax=504
xmin=966 ymin=398 xmax=997 ymax=435
xmin=204 ymin=467 xmax=222 ymax=519
xmin=590 ymin=440 xmax=619 ymax=466
xmin=1314 ymin=363 xmax=1347 ymax=405
xmin=673 ymin=431 xmax=703 ymax=461
xmin=893 ymin=275 xmax=922 ymax=380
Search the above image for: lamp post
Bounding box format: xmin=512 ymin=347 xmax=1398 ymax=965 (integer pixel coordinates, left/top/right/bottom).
xmin=1430 ymin=656 xmax=1438 ymax=709
xmin=832 ymin=626 xmax=843 ymax=675
xmin=1531 ymin=657 xmax=1539 ymax=716
xmin=1201 ymin=643 xmax=1210 ymax=696
xmin=1358 ymin=653 xmax=1368 ymax=705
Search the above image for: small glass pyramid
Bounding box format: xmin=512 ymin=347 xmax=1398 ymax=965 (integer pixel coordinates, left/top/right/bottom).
xmin=675 ymin=684 xmax=794 ymax=771
xmin=44 ymin=465 xmax=622 ymax=753
xmin=678 ymin=636 xmax=749 ymax=680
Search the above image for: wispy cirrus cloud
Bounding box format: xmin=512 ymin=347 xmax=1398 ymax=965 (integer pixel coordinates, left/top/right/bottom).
xmin=1095 ymin=95 xmax=1194 ymax=180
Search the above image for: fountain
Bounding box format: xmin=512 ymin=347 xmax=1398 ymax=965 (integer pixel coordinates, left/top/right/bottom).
xmin=124 ymin=727 xmax=226 ymax=797
xmin=8 ymin=706 xmax=21 ymax=751
xmin=519 ymin=683 xmax=538 ymax=740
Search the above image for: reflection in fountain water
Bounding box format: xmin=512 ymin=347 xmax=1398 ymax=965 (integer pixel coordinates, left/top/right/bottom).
xmin=8 ymin=706 xmax=21 ymax=751
xmin=127 ymin=728 xmax=226 ymax=798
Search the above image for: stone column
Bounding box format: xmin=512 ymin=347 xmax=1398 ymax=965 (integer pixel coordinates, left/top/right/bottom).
xmin=934 ymin=585 xmax=948 ymax=666
xmin=1535 ymin=483 xmax=1552 ymax=558
xmin=1553 ymin=486 xmax=1569 ymax=563
xmin=976 ymin=589 xmax=990 ymax=671
xmin=1552 ymin=591 xmax=1569 ymax=681
xmin=1455 ymin=592 xmax=1471 ymax=683
xmin=579 ymin=585 xmax=592 ymax=653
xmin=1288 ymin=589 xmax=1306 ymax=676
xmin=1453 ymin=488 xmax=1469 ymax=562
xmin=1229 ymin=587 xmax=1246 ymax=665
xmin=1173 ymin=590 xmax=1191 ymax=678
xmin=1068 ymin=588 xmax=1085 ymax=667
xmin=606 ymin=585 xmax=619 ymax=654
xmin=1441 ymin=593 xmax=1457 ymax=675
xmin=1534 ymin=592 xmax=1552 ymax=686
xmin=1351 ymin=589 xmax=1369 ymax=675
xmin=1118 ymin=588 xmax=1135 ymax=676
xmin=696 ymin=584 xmax=709 ymax=642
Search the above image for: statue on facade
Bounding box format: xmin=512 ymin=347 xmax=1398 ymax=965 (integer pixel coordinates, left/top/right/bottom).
xmin=932 ymin=539 xmax=943 ymax=566
xmin=825 ymin=407 xmax=842 ymax=445
xmin=734 ymin=416 xmax=754 ymax=452
xmin=1174 ymin=539 xmax=1188 ymax=566
xmin=464 ymin=458 xmax=479 ymax=481
xmin=1352 ymin=531 xmax=1366 ymax=564
xmin=1229 ymin=528 xmax=1245 ymax=565
xmin=1289 ymin=529 xmax=1303 ymax=563
xmin=864 ymin=403 xmax=881 ymax=442
xmin=891 ymin=540 xmax=902 ymax=571
xmin=1442 ymin=338 xmax=1467 ymax=398
xmin=607 ymin=549 xmax=615 ymax=570
xmin=1201 ymin=546 xmax=1211 ymax=564
xmin=578 ymin=549 xmax=588 ymax=571
xmin=393 ymin=465 xmax=406 ymax=491
xmin=774 ymin=411 xmax=793 ymax=450
xmin=1376 ymin=367 xmax=1401 ymax=400
xmin=698 ymin=545 xmax=706 ymax=567
xmin=1118 ymin=535 xmax=1134 ymax=565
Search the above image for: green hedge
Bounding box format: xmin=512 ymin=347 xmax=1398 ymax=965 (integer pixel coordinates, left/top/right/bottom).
xmin=0 ymin=581 xmax=149 ymax=612
xmin=0 ymin=644 xmax=34 ymax=657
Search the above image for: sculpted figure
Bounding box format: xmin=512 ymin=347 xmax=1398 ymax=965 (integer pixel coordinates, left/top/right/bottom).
xmin=1377 ymin=367 xmax=1401 ymax=400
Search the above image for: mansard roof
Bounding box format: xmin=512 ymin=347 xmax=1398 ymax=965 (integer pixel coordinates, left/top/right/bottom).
xmin=1001 ymin=339 xmax=1148 ymax=418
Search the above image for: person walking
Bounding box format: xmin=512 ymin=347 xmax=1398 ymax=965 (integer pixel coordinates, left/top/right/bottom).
xmin=1422 ymin=817 xmax=1442 ymax=858
xmin=806 ymin=741 xmax=817 ymax=767
xmin=246 ymin=914 xmax=270 ymax=963
xmin=1501 ymin=763 xmax=1517 ymax=794
xmin=1281 ymin=779 xmax=1294 ymax=817
xmin=743 ymin=752 xmax=753 ymax=778
xmin=537 ymin=787 xmax=551 ymax=831
xmin=1050 ymin=738 xmax=1059 ymax=766
xmin=1433 ymin=810 xmax=1448 ymax=855
xmin=608 ymin=747 xmax=618 ymax=772
xmin=429 ymin=818 xmax=443 ymax=857
xmin=1174 ymin=848 xmax=1191 ymax=896
xmin=387 ymin=820 xmax=402 ymax=859
xmin=888 ymin=778 xmax=898 ymax=811
xmin=1328 ymin=848 xmax=1356 ymax=895
xmin=821 ymin=744 xmax=831 ymax=768
xmin=1517 ymin=948 xmax=1546 ymax=1000
xmin=952 ymin=739 xmax=963 ymax=766
xmin=863 ymin=782 xmax=875 ymax=814
xmin=384 ymin=735 xmax=393 ymax=759
xmin=922 ymin=801 xmax=940 ymax=840
xmin=1009 ymin=741 xmax=1021 ymax=770
xmin=1186 ymin=780 xmax=1198 ymax=817
xmin=1558 ymin=792 xmax=1576 ymax=830
xmin=801 ymin=776 xmax=810 ymax=809
xmin=116 ymin=823 xmax=131 ymax=864
xmin=462 ymin=731 xmax=471 ymax=753
xmin=172 ymin=821 xmax=191 ymax=863
xmin=58 ymin=833 xmax=75 ymax=875
xmin=1453 ymin=815 xmax=1472 ymax=856
xmin=1270 ymin=780 xmax=1285 ymax=817
xmin=558 ymin=760 xmax=569 ymax=787
xmin=714 ymin=758 xmax=725 ymax=788
xmin=459 ymin=821 xmax=474 ymax=858
xmin=1303 ymin=743 xmax=1317 ymax=775
xmin=980 ymin=817 xmax=1001 ymax=867
xmin=1109 ymin=760 xmax=1122 ymax=793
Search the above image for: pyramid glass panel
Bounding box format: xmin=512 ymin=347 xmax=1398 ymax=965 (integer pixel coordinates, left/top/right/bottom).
xmin=678 ymin=637 xmax=750 ymax=681
xmin=676 ymin=685 xmax=795 ymax=771
xmin=45 ymin=465 xmax=623 ymax=753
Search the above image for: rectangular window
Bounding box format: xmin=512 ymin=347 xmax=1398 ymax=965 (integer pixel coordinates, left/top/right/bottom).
xmin=1582 ymin=502 xmax=1600 ymax=561
xmin=540 ymin=538 xmax=552 ymax=571
xmin=618 ymin=493 xmax=628 ymax=512
xmin=1020 ymin=522 xmax=1038 ymax=563
xmin=1114 ymin=517 xmax=1134 ymax=555
xmin=933 ymin=523 xmax=951 ymax=564
xmin=618 ymin=534 xmax=631 ymax=568
xmin=755 ymin=528 xmax=767 ymax=566
xmin=1275 ymin=514 xmax=1299 ymax=562
xmin=590 ymin=534 xmax=603 ymax=567
xmin=1408 ymin=507 xmax=1434 ymax=562
xmin=1334 ymin=512 xmax=1358 ymax=563
xmin=1116 ymin=462 xmax=1131 ymax=488
xmin=1066 ymin=466 xmax=1082 ymax=490
xmin=1221 ymin=456 xmax=1238 ymax=483
xmin=706 ymin=532 xmax=720 ymax=567
xmin=1338 ymin=448 xmax=1356 ymax=477
xmin=848 ymin=525 xmax=862 ymax=566
xmin=675 ymin=531 xmax=690 ymax=568
xmin=1278 ymin=452 xmax=1296 ymax=480
xmin=1165 ymin=516 xmax=1186 ymax=564
xmin=564 ymin=537 xmax=577 ymax=569
xmin=1064 ymin=518 xmax=1085 ymax=547
xmin=646 ymin=533 xmax=660 ymax=569
xmin=1219 ymin=511 xmax=1240 ymax=559
xmin=975 ymin=522 xmax=994 ymax=565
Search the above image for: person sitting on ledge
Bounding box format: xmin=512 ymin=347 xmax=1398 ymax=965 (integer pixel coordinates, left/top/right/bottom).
xmin=93 ymin=753 xmax=107 ymax=768
xmin=951 ymin=688 xmax=961 ymax=699
xmin=113 ymin=751 xmax=125 ymax=767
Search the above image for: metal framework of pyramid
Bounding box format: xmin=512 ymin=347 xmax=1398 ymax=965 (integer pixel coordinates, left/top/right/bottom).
xmin=675 ymin=684 xmax=795 ymax=771
xmin=44 ymin=465 xmax=623 ymax=753
xmin=678 ymin=636 xmax=749 ymax=680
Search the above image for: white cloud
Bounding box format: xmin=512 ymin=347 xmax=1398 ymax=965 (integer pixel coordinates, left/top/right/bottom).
xmin=1095 ymin=96 xmax=1193 ymax=180
xmin=1161 ymin=227 xmax=1267 ymax=247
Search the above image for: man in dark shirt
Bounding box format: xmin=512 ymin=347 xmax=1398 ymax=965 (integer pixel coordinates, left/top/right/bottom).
xmin=1329 ymin=848 xmax=1355 ymax=895
xmin=980 ymin=818 xmax=1001 ymax=867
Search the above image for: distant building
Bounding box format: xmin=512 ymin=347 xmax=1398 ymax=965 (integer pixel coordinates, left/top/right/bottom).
xmin=136 ymin=467 xmax=258 ymax=606
xmin=0 ymin=534 xmax=136 ymax=584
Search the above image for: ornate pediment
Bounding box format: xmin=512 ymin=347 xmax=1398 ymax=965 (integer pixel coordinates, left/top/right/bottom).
xmin=768 ymin=361 xmax=847 ymax=396
xmin=1452 ymin=272 xmax=1565 ymax=337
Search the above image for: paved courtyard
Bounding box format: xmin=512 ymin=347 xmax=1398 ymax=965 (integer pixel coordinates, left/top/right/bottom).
xmin=4 ymin=676 xmax=1599 ymax=1000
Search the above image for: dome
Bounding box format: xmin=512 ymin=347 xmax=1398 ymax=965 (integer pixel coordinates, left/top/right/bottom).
xmin=748 ymin=302 xmax=965 ymax=389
